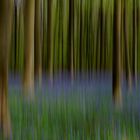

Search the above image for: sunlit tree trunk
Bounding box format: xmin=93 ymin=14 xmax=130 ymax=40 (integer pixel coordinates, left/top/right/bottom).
xmin=132 ymin=0 xmax=138 ymax=87
xmin=0 ymin=0 xmax=13 ymax=138
xmin=42 ymin=0 xmax=47 ymax=71
xmin=35 ymin=0 xmax=42 ymax=88
xmin=79 ymin=0 xmax=83 ymax=73
xmin=14 ymin=5 xmax=18 ymax=74
xmin=113 ymin=0 xmax=122 ymax=106
xmin=124 ymin=0 xmax=132 ymax=92
xmin=100 ymin=0 xmax=103 ymax=73
xmin=23 ymin=0 xmax=35 ymax=96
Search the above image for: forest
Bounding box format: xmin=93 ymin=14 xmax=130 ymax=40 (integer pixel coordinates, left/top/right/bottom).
xmin=0 ymin=0 xmax=140 ymax=139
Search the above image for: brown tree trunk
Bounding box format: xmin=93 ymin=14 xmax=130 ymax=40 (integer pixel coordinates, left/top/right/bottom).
xmin=96 ymin=6 xmax=101 ymax=72
xmin=47 ymin=0 xmax=53 ymax=84
xmin=100 ymin=0 xmax=104 ymax=72
xmin=23 ymin=0 xmax=35 ymax=96
xmin=35 ymin=0 xmax=42 ymax=88
xmin=0 ymin=0 xmax=13 ymax=138
xmin=113 ymin=0 xmax=122 ymax=106
xmin=79 ymin=0 xmax=83 ymax=73
xmin=132 ymin=0 xmax=138 ymax=87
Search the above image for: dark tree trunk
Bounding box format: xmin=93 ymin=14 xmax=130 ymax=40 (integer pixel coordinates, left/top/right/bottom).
xmin=124 ymin=0 xmax=132 ymax=91
xmin=100 ymin=0 xmax=104 ymax=72
xmin=113 ymin=0 xmax=122 ymax=106
xmin=67 ymin=0 xmax=74 ymax=79
xmin=47 ymin=0 xmax=53 ymax=83
xmin=35 ymin=0 xmax=42 ymax=88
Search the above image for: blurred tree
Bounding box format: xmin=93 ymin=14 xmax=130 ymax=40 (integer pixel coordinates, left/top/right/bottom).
xmin=79 ymin=0 xmax=83 ymax=72
xmin=68 ymin=0 xmax=74 ymax=79
xmin=0 ymin=0 xmax=13 ymax=138
xmin=14 ymin=4 xmax=18 ymax=73
xmin=113 ymin=0 xmax=122 ymax=105
xmin=42 ymin=0 xmax=47 ymax=71
xmin=124 ymin=0 xmax=132 ymax=91
xmin=47 ymin=0 xmax=53 ymax=83
xmin=35 ymin=0 xmax=42 ymax=87
xmin=59 ymin=0 xmax=64 ymax=73
xmin=96 ymin=1 xmax=100 ymax=72
xmin=132 ymin=0 xmax=138 ymax=87
xmin=23 ymin=0 xmax=35 ymax=96
xmin=100 ymin=0 xmax=103 ymax=72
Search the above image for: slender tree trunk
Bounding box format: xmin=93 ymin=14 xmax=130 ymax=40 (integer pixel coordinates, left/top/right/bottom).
xmin=100 ymin=0 xmax=104 ymax=73
xmin=23 ymin=0 xmax=35 ymax=96
xmin=68 ymin=0 xmax=74 ymax=79
xmin=113 ymin=0 xmax=122 ymax=106
xmin=132 ymin=0 xmax=138 ymax=87
xmin=79 ymin=0 xmax=83 ymax=73
xmin=96 ymin=6 xmax=101 ymax=72
xmin=124 ymin=0 xmax=132 ymax=92
xmin=35 ymin=0 xmax=42 ymax=88
xmin=47 ymin=0 xmax=53 ymax=83
xmin=42 ymin=0 xmax=47 ymax=71
xmin=0 ymin=0 xmax=13 ymax=138
xmin=54 ymin=0 xmax=63 ymax=75
xmin=14 ymin=5 xmax=17 ymax=74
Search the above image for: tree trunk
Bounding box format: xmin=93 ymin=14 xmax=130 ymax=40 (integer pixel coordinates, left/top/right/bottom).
xmin=124 ymin=0 xmax=132 ymax=92
xmin=68 ymin=0 xmax=74 ymax=79
xmin=47 ymin=0 xmax=53 ymax=84
xmin=100 ymin=0 xmax=104 ymax=73
xmin=23 ymin=0 xmax=35 ymax=96
xmin=35 ymin=0 xmax=42 ymax=88
xmin=79 ymin=0 xmax=83 ymax=73
xmin=0 ymin=0 xmax=13 ymax=138
xmin=132 ymin=0 xmax=138 ymax=87
xmin=113 ymin=0 xmax=122 ymax=106
xmin=14 ymin=5 xmax=17 ymax=74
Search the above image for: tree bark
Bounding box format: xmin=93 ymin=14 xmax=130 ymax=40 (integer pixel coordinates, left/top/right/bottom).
xmin=124 ymin=0 xmax=132 ymax=92
xmin=113 ymin=0 xmax=122 ymax=106
xmin=0 ymin=0 xmax=13 ymax=138
xmin=79 ymin=0 xmax=83 ymax=73
xmin=68 ymin=0 xmax=74 ymax=79
xmin=23 ymin=0 xmax=35 ymax=96
xmin=35 ymin=0 xmax=42 ymax=88
xmin=132 ymin=0 xmax=138 ymax=87
xmin=47 ymin=0 xmax=53 ymax=83
xmin=100 ymin=0 xmax=104 ymax=72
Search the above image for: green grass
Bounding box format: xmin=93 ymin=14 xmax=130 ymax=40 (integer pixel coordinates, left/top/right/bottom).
xmin=6 ymin=91 xmax=140 ymax=140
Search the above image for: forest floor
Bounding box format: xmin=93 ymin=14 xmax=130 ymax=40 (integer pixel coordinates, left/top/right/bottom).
xmin=6 ymin=73 xmax=140 ymax=140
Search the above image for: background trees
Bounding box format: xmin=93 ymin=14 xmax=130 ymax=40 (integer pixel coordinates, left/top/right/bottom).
xmin=7 ymin=0 xmax=139 ymax=86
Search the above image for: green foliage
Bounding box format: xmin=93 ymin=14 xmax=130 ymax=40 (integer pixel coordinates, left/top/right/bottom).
xmin=6 ymin=90 xmax=140 ymax=140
